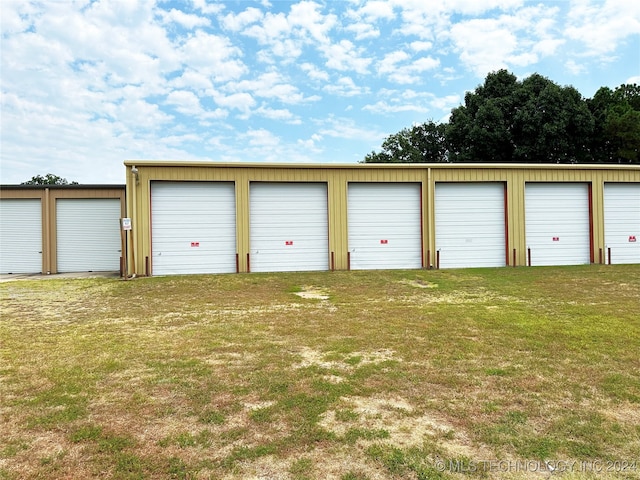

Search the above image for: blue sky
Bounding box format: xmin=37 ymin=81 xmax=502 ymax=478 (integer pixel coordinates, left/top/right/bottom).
xmin=1 ymin=0 xmax=639 ymax=184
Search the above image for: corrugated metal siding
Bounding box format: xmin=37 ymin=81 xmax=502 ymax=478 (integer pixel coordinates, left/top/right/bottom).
xmin=123 ymin=163 xmax=640 ymax=275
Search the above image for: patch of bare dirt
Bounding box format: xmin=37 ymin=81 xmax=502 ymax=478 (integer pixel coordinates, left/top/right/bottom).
xmin=292 ymin=346 xmax=397 ymax=371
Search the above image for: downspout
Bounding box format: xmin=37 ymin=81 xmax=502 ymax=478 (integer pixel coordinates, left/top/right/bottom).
xmin=427 ymin=167 xmax=433 ymax=268
xmin=131 ymin=166 xmax=139 ymax=277
xmin=44 ymin=187 xmax=51 ymax=274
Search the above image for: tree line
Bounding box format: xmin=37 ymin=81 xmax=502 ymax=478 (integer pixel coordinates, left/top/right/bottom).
xmin=364 ymin=70 xmax=640 ymax=165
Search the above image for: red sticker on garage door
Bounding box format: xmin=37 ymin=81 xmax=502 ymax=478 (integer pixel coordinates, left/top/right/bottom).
xmin=380 ymin=239 xmax=388 ymax=244
xmin=630 ymin=236 xmax=637 ymax=243
xmin=191 ymin=242 xmax=200 ymax=247
xmin=285 ymin=240 xmax=294 ymax=246
xmin=552 ymin=237 xmax=560 ymax=242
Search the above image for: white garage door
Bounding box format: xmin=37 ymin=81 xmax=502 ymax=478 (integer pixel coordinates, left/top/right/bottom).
xmin=525 ymin=183 xmax=591 ymax=266
xmin=604 ymin=183 xmax=640 ymax=264
xmin=250 ymin=183 xmax=328 ymax=272
xmin=151 ymin=182 xmax=237 ymax=275
xmin=435 ymin=183 xmax=506 ymax=269
xmin=0 ymin=199 xmax=42 ymax=274
xmin=347 ymin=183 xmax=422 ymax=270
xmin=57 ymin=199 xmax=122 ymax=272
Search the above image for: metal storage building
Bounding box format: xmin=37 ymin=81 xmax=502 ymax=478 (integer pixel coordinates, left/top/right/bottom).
xmin=123 ymin=161 xmax=639 ymax=276
xmin=0 ymin=185 xmax=126 ymax=274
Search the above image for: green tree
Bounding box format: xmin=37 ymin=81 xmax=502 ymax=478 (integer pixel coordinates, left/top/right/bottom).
xmin=21 ymin=174 xmax=78 ymax=185
xmin=588 ymin=84 xmax=640 ymax=163
xmin=447 ymin=70 xmax=594 ymax=163
xmin=446 ymin=69 xmax=519 ymax=163
xmin=363 ymin=121 xmax=447 ymax=163
xmin=511 ymin=74 xmax=593 ymax=163
xmin=364 ymin=70 xmax=637 ymax=165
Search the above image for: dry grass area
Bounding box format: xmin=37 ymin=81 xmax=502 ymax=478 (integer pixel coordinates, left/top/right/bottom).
xmin=1 ymin=265 xmax=639 ymax=480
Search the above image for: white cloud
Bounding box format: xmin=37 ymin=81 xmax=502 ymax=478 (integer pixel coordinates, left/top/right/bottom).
xmin=0 ymin=0 xmax=38 ymax=34
xmin=566 ymin=0 xmax=640 ymax=56
xmin=351 ymin=1 xmax=396 ymax=21
xmin=221 ymin=7 xmax=263 ymax=31
xmin=255 ymin=106 xmax=301 ymax=123
xmin=449 ymin=17 xmax=524 ymax=76
xmin=565 ymin=59 xmax=587 ymax=75
xmin=321 ymin=40 xmax=372 ymax=74
xmin=301 ymin=63 xmax=330 ymax=82
xmin=170 ymin=69 xmax=214 ymax=93
xmin=244 ymin=128 xmax=281 ymax=147
xmin=160 ymin=8 xmax=210 ymax=29
xmin=179 ymin=31 xmax=247 ymax=82
xmin=362 ymin=101 xmax=429 ymax=115
xmin=212 ymin=92 xmax=255 ymax=113
xmin=318 ymin=117 xmax=386 ymax=142
xmin=378 ymin=51 xmax=440 ymax=84
xmin=165 ymin=89 xmax=227 ymax=120
xmin=345 ymin=21 xmax=380 ymax=40
xmin=344 ymin=0 xmax=395 ymax=39
xmin=288 ymin=1 xmax=337 ymax=43
xmin=430 ymin=94 xmax=461 ymax=111
xmin=410 ymin=41 xmax=433 ymax=52
xmin=297 ymin=133 xmax=324 ymax=153
xmin=323 ymin=77 xmax=369 ymax=97
xmin=191 ymin=0 xmax=224 ymax=15
xmin=230 ymin=72 xmax=319 ymax=104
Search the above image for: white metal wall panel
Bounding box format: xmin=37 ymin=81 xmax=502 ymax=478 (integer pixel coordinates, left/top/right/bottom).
xmin=435 ymin=183 xmax=506 ymax=269
xmin=525 ymin=183 xmax=591 ymax=266
xmin=0 ymin=199 xmax=42 ymax=274
xmin=57 ymin=199 xmax=121 ymax=272
xmin=250 ymin=183 xmax=328 ymax=272
xmin=151 ymin=182 xmax=237 ymax=275
xmin=347 ymin=183 xmax=422 ymax=270
xmin=604 ymin=183 xmax=640 ymax=264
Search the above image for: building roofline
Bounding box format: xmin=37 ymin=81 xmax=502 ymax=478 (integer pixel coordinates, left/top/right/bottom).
xmin=124 ymin=160 xmax=640 ymax=170
xmin=0 ymin=184 xmax=125 ymax=190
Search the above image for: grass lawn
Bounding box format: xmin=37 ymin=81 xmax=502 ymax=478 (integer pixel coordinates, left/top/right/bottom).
xmin=1 ymin=265 xmax=639 ymax=479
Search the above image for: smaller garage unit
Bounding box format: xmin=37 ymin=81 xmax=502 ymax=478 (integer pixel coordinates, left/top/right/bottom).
xmin=151 ymin=182 xmax=237 ymax=275
xmin=347 ymin=183 xmax=423 ymax=270
xmin=56 ymin=198 xmax=122 ymax=272
xmin=0 ymin=199 xmax=43 ymax=274
xmin=525 ymin=183 xmax=592 ymax=266
xmin=435 ymin=182 xmax=506 ymax=269
xmin=249 ymin=182 xmax=329 ymax=272
xmin=604 ymin=183 xmax=640 ymax=265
